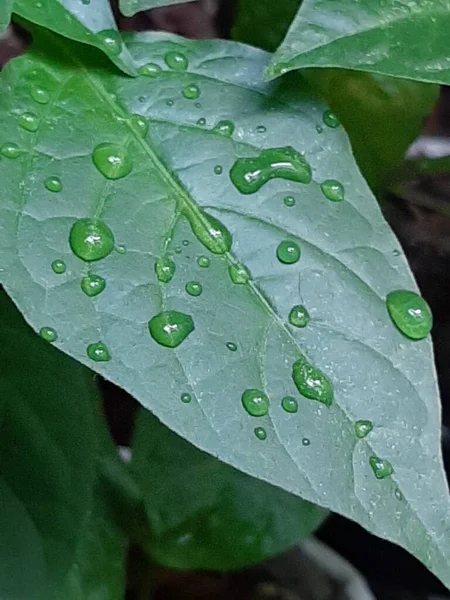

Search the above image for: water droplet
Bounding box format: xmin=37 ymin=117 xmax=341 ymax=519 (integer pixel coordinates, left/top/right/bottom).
xmin=394 ymin=488 xmax=403 ymax=501
xmin=292 ymin=356 xmax=333 ymax=406
xmin=18 ymin=112 xmax=39 ymax=132
xmin=185 ymin=210 xmax=232 ymax=255
xmin=277 ymin=240 xmax=301 ymax=264
xmin=256 ymin=125 xmax=266 ymax=133
xmin=288 ymin=305 xmax=310 ymax=328
xmin=230 ymin=147 xmax=312 ymax=194
xmin=183 ymin=84 xmax=200 ymax=100
xmin=98 ymin=30 xmax=122 ymax=56
xmin=166 ymin=99 xmax=174 ymax=107
xmin=195 ymin=102 xmax=202 ymax=109
xmin=302 ymin=437 xmax=311 ymax=446
xmin=138 ymin=62 xmax=162 ymax=77
xmin=51 ymin=259 xmax=66 ymax=274
xmin=155 ymin=257 xmax=176 ymax=283
xmin=369 ymin=456 xmax=393 ymax=479
xmin=138 ymin=96 xmax=146 ymax=103
xmin=115 ymin=244 xmax=126 ymax=254
xmin=45 ymin=176 xmax=62 ymax=193
xmin=323 ymin=110 xmax=340 ymax=128
xmin=81 ymin=274 xmax=106 ymax=297
xmin=39 ymin=326 xmax=57 ymax=342
xmin=197 ymin=118 xmax=206 ymax=126
xmin=316 ymin=125 xmax=323 ymax=134
xmin=242 ymin=389 xmax=269 ymax=417
xmin=1 ymin=142 xmax=21 ymax=158
xmin=226 ymin=342 xmax=237 ymax=351
xmin=181 ymin=392 xmax=192 ymax=403
xmin=386 ymin=290 xmax=432 ymax=340
xmin=174 ymin=246 xmax=182 ymax=254
xmin=228 ymin=263 xmax=250 ymax=284
xmin=69 ymin=218 xmax=115 ymax=262
xmin=254 ymin=426 xmax=267 ymax=440
xmin=283 ymin=196 xmax=296 ymax=207
xmin=92 ymin=143 xmax=132 ymax=180
xmin=281 ymin=396 xmax=298 ymax=413
xmin=148 ymin=310 xmax=195 ymax=348
xmin=355 ymin=420 xmax=373 ymax=439
xmin=129 ymin=114 xmax=148 ymax=138
xmin=197 ymin=255 xmax=210 ymax=268
xmin=321 ymin=179 xmax=345 ymax=202
xmin=213 ymin=120 xmax=234 ymax=137
xmin=214 ymin=165 xmax=223 ymax=175
xmin=182 ymin=239 xmax=189 ymax=246
xmin=87 ymin=341 xmax=111 ymax=362
xmin=393 ymin=249 xmax=400 ymax=257
xmin=30 ymin=87 xmax=50 ymax=104
xmin=165 ymin=51 xmax=188 ymax=71
xmin=185 ymin=281 xmax=203 ymax=296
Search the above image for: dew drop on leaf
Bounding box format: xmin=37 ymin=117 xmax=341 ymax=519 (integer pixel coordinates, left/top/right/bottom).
xmin=18 ymin=112 xmax=39 ymax=132
xmin=166 ymin=99 xmax=174 ymax=107
xmin=241 ymin=389 xmax=270 ymax=417
xmin=214 ymin=165 xmax=223 ymax=175
xmin=155 ymin=257 xmax=176 ymax=283
xmin=185 ymin=281 xmax=203 ymax=297
xmin=320 ymin=180 xmax=345 ymax=202
xmin=181 ymin=392 xmax=192 ymax=403
xmin=355 ymin=420 xmax=373 ymax=439
xmin=256 ymin=125 xmax=266 ymax=133
xmin=302 ymin=438 xmax=311 ymax=446
xmin=288 ymin=305 xmax=310 ymax=328
xmin=39 ymin=326 xmax=57 ymax=343
xmin=228 ymin=263 xmax=250 ymax=284
xmin=369 ymin=456 xmax=394 ymax=479
xmin=323 ymin=110 xmax=340 ymax=128
xmin=182 ymin=240 xmax=189 ymax=246
xmin=185 ymin=210 xmax=232 ymax=255
xmin=395 ymin=488 xmax=404 ymax=501
xmin=226 ymin=342 xmax=237 ymax=352
xmin=164 ymin=51 xmax=189 ymax=71
xmin=69 ymin=218 xmax=115 ymax=262
xmin=283 ymin=196 xmax=296 ymax=207
xmin=386 ymin=290 xmax=432 ymax=340
xmin=213 ymin=120 xmax=235 ymax=137
xmin=81 ymin=274 xmax=106 ymax=297
xmin=115 ymin=244 xmax=126 ymax=255
xmin=281 ymin=396 xmax=298 ymax=413
xmin=87 ymin=341 xmax=111 ymax=362
xmin=316 ymin=125 xmax=323 ymax=134
xmin=1 ymin=142 xmax=21 ymax=158
xmin=229 ymin=147 xmax=312 ymax=194
xmin=197 ymin=255 xmax=210 ymax=268
xmin=254 ymin=426 xmax=267 ymax=441
xmin=44 ymin=176 xmax=62 ymax=193
xmin=30 ymin=87 xmax=50 ymax=105
xmin=183 ymin=84 xmax=200 ymax=100
xmin=148 ymin=310 xmax=195 ymax=348
xmin=51 ymin=259 xmax=66 ymax=274
xmin=92 ymin=143 xmax=133 ymax=180
xmin=138 ymin=63 xmax=162 ymax=77
xmin=276 ymin=240 xmax=301 ymax=264
xmin=129 ymin=114 xmax=148 ymax=138
xmin=292 ymin=356 xmax=333 ymax=406
xmin=196 ymin=118 xmax=206 ymax=126
xmin=98 ymin=30 xmax=122 ymax=56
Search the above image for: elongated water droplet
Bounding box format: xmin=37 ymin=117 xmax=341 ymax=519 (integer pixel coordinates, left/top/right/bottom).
xmin=369 ymin=456 xmax=393 ymax=479
xmin=277 ymin=240 xmax=301 ymax=264
xmin=185 ymin=281 xmax=203 ymax=296
xmin=288 ymin=305 xmax=309 ymax=328
xmin=39 ymin=326 xmax=57 ymax=342
xmin=386 ymin=290 xmax=432 ymax=340
xmin=254 ymin=426 xmax=267 ymax=441
xmin=1 ymin=142 xmax=21 ymax=158
xmin=92 ymin=143 xmax=132 ymax=180
xmin=292 ymin=356 xmax=333 ymax=406
xmin=214 ymin=165 xmax=223 ymax=175
xmin=394 ymin=488 xmax=403 ymax=501
xmin=283 ymin=196 xmax=295 ymax=207
xmin=165 ymin=51 xmax=188 ymax=71
xmin=226 ymin=342 xmax=237 ymax=351
xmin=355 ymin=420 xmax=373 ymax=439
xmin=183 ymin=84 xmax=200 ymax=99
xmin=281 ymin=396 xmax=298 ymax=413
xmin=228 ymin=263 xmax=250 ymax=284
xmin=148 ymin=311 xmax=194 ymax=348
xmin=87 ymin=341 xmax=111 ymax=362
xmin=185 ymin=210 xmax=232 ymax=255
xmin=115 ymin=244 xmax=126 ymax=254
xmin=197 ymin=118 xmax=206 ymax=126
xmin=242 ymin=389 xmax=269 ymax=417
xmin=230 ymin=147 xmax=312 ymax=194
xmin=316 ymin=125 xmax=323 ymax=134
xmin=30 ymin=87 xmax=50 ymax=104
xmin=129 ymin=114 xmax=148 ymax=137
xmin=98 ymin=30 xmax=122 ymax=56
xmin=69 ymin=218 xmax=115 ymax=262
xmin=19 ymin=112 xmax=39 ymax=132
xmin=256 ymin=125 xmax=266 ymax=133
xmin=181 ymin=392 xmax=192 ymax=403
xmin=138 ymin=62 xmax=162 ymax=77
xmin=213 ymin=120 xmax=234 ymax=137
xmin=197 ymin=255 xmax=210 ymax=268
xmin=323 ymin=110 xmax=340 ymax=128
xmin=51 ymin=259 xmax=66 ymax=274
xmin=81 ymin=274 xmax=106 ymax=297
xmin=321 ymin=180 xmax=345 ymax=202
xmin=45 ymin=176 xmax=62 ymax=192
xmin=155 ymin=257 xmax=176 ymax=283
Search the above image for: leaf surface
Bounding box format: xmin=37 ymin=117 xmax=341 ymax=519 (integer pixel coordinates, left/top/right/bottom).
xmin=0 ymin=29 xmax=449 ymax=587
xmin=0 ymin=0 xmax=13 ymax=32
xmin=119 ymin=0 xmax=195 ymax=18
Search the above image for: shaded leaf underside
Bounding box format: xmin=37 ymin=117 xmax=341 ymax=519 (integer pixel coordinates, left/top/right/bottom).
xmin=119 ymin=0 xmax=195 ymax=18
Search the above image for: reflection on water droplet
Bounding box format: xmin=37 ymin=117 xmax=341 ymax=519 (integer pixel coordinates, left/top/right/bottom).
xmin=1 ymin=142 xmax=21 ymax=158
xmin=197 ymin=255 xmax=210 ymax=268
xmin=386 ymin=290 xmax=432 ymax=340
xmin=302 ymin=438 xmax=311 ymax=446
xmin=185 ymin=210 xmax=232 ymax=255
xmin=183 ymin=84 xmax=200 ymax=100
xmin=98 ymin=30 xmax=122 ymax=56
xmin=288 ymin=305 xmax=309 ymax=328
xmin=229 ymin=263 xmax=250 ymax=284
xmin=129 ymin=114 xmax=148 ymax=137
xmin=292 ymin=356 xmax=333 ymax=406
xmin=323 ymin=110 xmax=340 ymax=128
xmin=52 ymin=259 xmax=66 ymax=274
xmin=138 ymin=62 xmax=162 ymax=77
xmin=256 ymin=125 xmax=266 ymax=133
xmin=355 ymin=420 xmax=373 ymax=439
xmin=155 ymin=257 xmax=176 ymax=283
xmin=242 ymin=389 xmax=269 ymax=417
xmin=69 ymin=218 xmax=115 ymax=262
xmin=369 ymin=456 xmax=393 ymax=479
xmin=213 ymin=120 xmax=234 ymax=137
xmin=81 ymin=274 xmax=106 ymax=297
xmin=185 ymin=281 xmax=203 ymax=296
xmin=87 ymin=341 xmax=111 ymax=362
xmin=148 ymin=310 xmax=195 ymax=348
xmin=181 ymin=392 xmax=192 ymax=403
xmin=281 ymin=396 xmax=298 ymax=413
xmin=19 ymin=112 xmax=39 ymax=132
xmin=39 ymin=327 xmax=57 ymax=342
xmin=197 ymin=118 xmax=206 ymax=126
xmin=254 ymin=426 xmax=267 ymax=440
xmin=92 ymin=143 xmax=132 ymax=180
xmin=283 ymin=196 xmax=296 ymax=207
xmin=226 ymin=342 xmax=237 ymax=351
xmin=30 ymin=87 xmax=50 ymax=104
xmin=45 ymin=176 xmax=62 ymax=192
xmin=230 ymin=147 xmax=312 ymax=194
xmin=214 ymin=165 xmax=223 ymax=175
xmin=165 ymin=51 xmax=189 ymax=71
xmin=321 ymin=179 xmax=345 ymax=202
xmin=277 ymin=240 xmax=301 ymax=264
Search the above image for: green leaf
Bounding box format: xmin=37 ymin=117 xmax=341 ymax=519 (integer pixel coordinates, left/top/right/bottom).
xmin=0 ymin=28 xmax=449 ymax=588
xmin=267 ymin=0 xmax=450 ymax=84
xmin=0 ymin=0 xmax=13 ymax=32
xmin=133 ymin=410 xmax=327 ymax=570
xmin=13 ymin=0 xmax=136 ymax=75
xmin=119 ymin=0 xmax=195 ymax=18
xmin=0 ymin=290 xmax=98 ymax=594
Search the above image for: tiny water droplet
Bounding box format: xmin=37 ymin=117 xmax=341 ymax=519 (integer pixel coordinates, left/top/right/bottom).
xmin=321 ymin=179 xmax=345 ymax=202
xmin=277 ymin=240 xmax=301 ymax=264
xmin=165 ymin=99 xmax=174 ymax=107
xmin=213 ymin=120 xmax=234 ymax=137
xmin=302 ymin=437 xmax=311 ymax=446
xmin=288 ymin=305 xmax=309 ymax=328
xmin=155 ymin=257 xmax=176 ymax=283
xmin=185 ymin=210 xmax=232 ymax=255
xmin=165 ymin=51 xmax=188 ymax=71
xmin=214 ymin=165 xmax=223 ymax=175
xmin=19 ymin=112 xmax=39 ymax=132
xmin=256 ymin=125 xmax=266 ymax=133
xmin=181 ymin=392 xmax=192 ymax=403
xmin=45 ymin=176 xmax=62 ymax=192
xmin=226 ymin=342 xmax=237 ymax=351
xmin=228 ymin=263 xmax=250 ymax=284
xmin=195 ymin=102 xmax=202 ymax=109
xmin=1 ymin=142 xmax=21 ymax=158
xmin=292 ymin=356 xmax=333 ymax=406
xmin=138 ymin=62 xmax=162 ymax=77
xmin=242 ymin=389 xmax=269 ymax=417
xmin=316 ymin=125 xmax=323 ymax=134
xmin=394 ymin=488 xmax=403 ymax=501
xmin=30 ymin=87 xmax=50 ymax=104
xmin=87 ymin=341 xmax=111 ymax=362
xmin=174 ymin=246 xmax=182 ymax=254
xmin=230 ymin=147 xmax=312 ymax=194
xmin=115 ymin=244 xmax=126 ymax=254
xmin=129 ymin=114 xmax=148 ymax=137
xmin=185 ymin=281 xmax=203 ymax=296
xmin=138 ymin=96 xmax=146 ymax=103
xmin=148 ymin=310 xmax=195 ymax=348
xmin=183 ymin=84 xmax=200 ymax=100
xmin=197 ymin=255 xmax=210 ymax=268
xmin=283 ymin=196 xmax=296 ymax=207
xmin=52 ymin=259 xmax=66 ymax=274
xmin=182 ymin=239 xmax=189 ymax=246
xmin=323 ymin=110 xmax=340 ymax=128
xmin=39 ymin=326 xmax=57 ymax=342
xmin=386 ymin=290 xmax=432 ymax=340
xmin=281 ymin=396 xmax=298 ymax=413
xmin=254 ymin=426 xmax=267 ymax=440
xmin=69 ymin=218 xmax=115 ymax=262
xmin=81 ymin=274 xmax=106 ymax=297
xmin=355 ymin=420 xmax=373 ymax=439
xmin=92 ymin=143 xmax=132 ymax=180
xmin=197 ymin=118 xmax=206 ymax=126
xmin=369 ymin=456 xmax=393 ymax=479
xmin=98 ymin=30 xmax=122 ymax=56
xmin=393 ymin=249 xmax=400 ymax=257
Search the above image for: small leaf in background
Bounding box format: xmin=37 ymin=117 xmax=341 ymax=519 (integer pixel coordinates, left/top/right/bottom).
xmin=132 ymin=410 xmax=327 ymax=570
xmin=0 ymin=0 xmax=13 ymax=33
xmin=267 ymin=0 xmax=450 ymax=85
xmin=119 ymin=0 xmax=195 ymax=18
xmin=13 ymin=0 xmax=136 ymax=75
xmin=1 ymin=27 xmax=450 ymax=588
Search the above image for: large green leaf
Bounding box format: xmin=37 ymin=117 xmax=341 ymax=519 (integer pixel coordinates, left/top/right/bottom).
xmin=267 ymin=0 xmax=450 ymax=84
xmin=0 ymin=0 xmax=13 ymax=32
xmin=133 ymin=410 xmax=327 ymax=570
xmin=0 ymin=28 xmax=449 ymax=587
xmin=0 ymin=290 xmax=98 ymax=595
xmin=119 ymin=0 xmax=195 ymax=18
xmin=13 ymin=0 xmax=136 ymax=75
